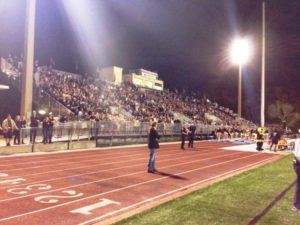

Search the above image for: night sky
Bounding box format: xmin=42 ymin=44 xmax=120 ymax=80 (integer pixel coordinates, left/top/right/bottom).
xmin=0 ymin=0 xmax=299 ymax=123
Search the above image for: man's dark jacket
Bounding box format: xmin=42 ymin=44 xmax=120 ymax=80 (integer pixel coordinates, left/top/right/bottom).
xmin=148 ymin=128 xmax=160 ymax=149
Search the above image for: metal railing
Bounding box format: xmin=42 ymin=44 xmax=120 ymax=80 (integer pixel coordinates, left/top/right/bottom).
xmin=19 ymin=121 xmax=216 ymax=148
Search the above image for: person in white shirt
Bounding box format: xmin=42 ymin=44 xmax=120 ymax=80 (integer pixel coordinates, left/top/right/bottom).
xmin=292 ymin=131 xmax=300 ymax=212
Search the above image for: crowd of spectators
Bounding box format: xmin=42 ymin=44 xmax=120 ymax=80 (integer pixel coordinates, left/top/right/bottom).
xmin=38 ymin=67 xmax=255 ymax=128
xmin=1 ymin=54 xmax=255 ymax=129
xmin=1 ymin=54 xmax=40 ymax=81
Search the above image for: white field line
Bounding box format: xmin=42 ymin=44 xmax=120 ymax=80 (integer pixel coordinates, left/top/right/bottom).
xmin=0 ymin=141 xmax=220 ymax=170
xmin=0 ymin=151 xmax=244 ymax=202
xmin=0 ymin=152 xmax=266 ymax=222
xmin=0 ymin=145 xmax=189 ymax=173
xmin=0 ymin=146 xmax=219 ymax=181
xmin=0 ymin=143 xmax=196 ymax=167
xmin=78 ymin=157 xmax=275 ymax=225
xmin=0 ymin=148 xmax=218 ymax=190
xmin=0 ymin=147 xmax=147 ymax=167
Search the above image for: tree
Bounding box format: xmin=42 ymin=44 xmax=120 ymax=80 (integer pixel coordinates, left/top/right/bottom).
xmin=267 ymin=100 xmax=300 ymax=130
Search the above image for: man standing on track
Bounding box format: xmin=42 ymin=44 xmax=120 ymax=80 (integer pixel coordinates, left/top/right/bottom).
xmin=42 ymin=116 xmax=51 ymax=144
xmin=270 ymin=129 xmax=280 ymax=152
xmin=30 ymin=110 xmax=39 ymax=144
xmin=2 ymin=114 xmax=18 ymax=146
xmin=292 ymin=131 xmax=300 ymax=212
xmin=181 ymin=125 xmax=189 ymax=150
xmin=148 ymin=122 xmax=160 ymax=173
xmin=48 ymin=113 xmax=55 ymax=143
xmin=188 ymin=123 xmax=196 ymax=148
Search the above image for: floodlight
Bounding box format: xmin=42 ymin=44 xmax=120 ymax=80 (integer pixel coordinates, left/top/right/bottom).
xmin=0 ymin=85 xmax=9 ymax=90
xmin=230 ymin=38 xmax=252 ymax=65
xmin=38 ymin=110 xmax=46 ymax=115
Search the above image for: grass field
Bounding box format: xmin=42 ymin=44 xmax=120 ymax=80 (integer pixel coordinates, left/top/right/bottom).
xmin=114 ymin=155 xmax=300 ymax=225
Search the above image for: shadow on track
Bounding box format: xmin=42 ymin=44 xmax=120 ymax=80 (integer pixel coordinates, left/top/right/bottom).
xmin=154 ymin=171 xmax=188 ymax=180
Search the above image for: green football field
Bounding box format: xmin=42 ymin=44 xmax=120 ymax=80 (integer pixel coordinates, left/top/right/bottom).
xmin=115 ymin=155 xmax=300 ymax=225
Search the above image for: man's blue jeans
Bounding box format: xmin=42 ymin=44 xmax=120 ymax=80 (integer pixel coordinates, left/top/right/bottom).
xmin=148 ymin=148 xmax=157 ymax=172
xmin=293 ymin=160 xmax=300 ymax=209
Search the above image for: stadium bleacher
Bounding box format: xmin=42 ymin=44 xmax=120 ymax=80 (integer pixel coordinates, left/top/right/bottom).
xmin=37 ymin=66 xmax=254 ymax=128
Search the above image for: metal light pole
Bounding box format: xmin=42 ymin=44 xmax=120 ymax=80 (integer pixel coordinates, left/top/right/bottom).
xmin=260 ymin=0 xmax=266 ymax=127
xmin=238 ymin=63 xmax=242 ymax=117
xmin=230 ymin=38 xmax=252 ymax=118
xmin=20 ymin=0 xmax=36 ymax=117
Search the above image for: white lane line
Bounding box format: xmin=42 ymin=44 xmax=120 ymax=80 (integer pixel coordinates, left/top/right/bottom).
xmin=0 ymin=143 xmax=183 ymax=168
xmin=0 ymin=147 xmax=217 ymax=185
xmin=0 ymin=145 xmax=187 ymax=172
xmin=78 ymin=157 xmax=276 ymax=225
xmin=0 ymin=149 xmax=144 ymax=167
xmin=0 ymin=150 xmax=231 ymax=201
xmin=0 ymin=152 xmax=266 ymax=222
xmin=0 ymin=149 xmax=217 ymax=190
xmin=0 ymin=144 xmax=224 ymax=180
xmin=0 ymin=143 xmax=219 ymax=163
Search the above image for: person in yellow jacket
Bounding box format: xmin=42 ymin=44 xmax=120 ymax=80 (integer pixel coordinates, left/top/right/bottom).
xmin=256 ymin=127 xmax=264 ymax=151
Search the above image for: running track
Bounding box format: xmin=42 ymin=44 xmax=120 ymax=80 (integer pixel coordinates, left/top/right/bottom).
xmin=0 ymin=141 xmax=283 ymax=225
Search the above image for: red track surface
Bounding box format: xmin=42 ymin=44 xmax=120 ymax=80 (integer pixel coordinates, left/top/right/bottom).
xmin=0 ymin=141 xmax=282 ymax=225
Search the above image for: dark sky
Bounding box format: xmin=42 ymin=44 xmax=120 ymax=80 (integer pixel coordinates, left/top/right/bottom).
xmin=0 ymin=0 xmax=299 ymax=122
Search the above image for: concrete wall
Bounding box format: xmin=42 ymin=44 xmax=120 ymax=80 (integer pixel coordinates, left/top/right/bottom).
xmin=98 ymin=66 xmax=123 ymax=85
xmin=0 ymin=141 xmax=96 ymax=156
xmin=0 ymin=135 xmax=181 ymax=155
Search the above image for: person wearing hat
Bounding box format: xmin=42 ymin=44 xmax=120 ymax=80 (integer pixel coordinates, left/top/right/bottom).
xmin=292 ymin=130 xmax=300 ymax=212
xmin=147 ymin=122 xmax=160 ymax=173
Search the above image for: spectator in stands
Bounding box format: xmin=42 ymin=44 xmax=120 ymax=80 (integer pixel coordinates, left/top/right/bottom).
xmin=148 ymin=122 xmax=160 ymax=173
xmin=37 ymin=66 xmax=255 ymax=129
xmin=59 ymin=115 xmax=67 ymax=124
xmin=30 ymin=111 xmax=39 ymax=144
xmin=14 ymin=115 xmax=22 ymax=145
xmin=2 ymin=114 xmax=18 ymax=146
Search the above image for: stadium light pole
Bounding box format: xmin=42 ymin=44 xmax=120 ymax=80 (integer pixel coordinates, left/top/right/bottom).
xmin=230 ymin=37 xmax=252 ymax=118
xmin=20 ymin=0 xmax=36 ymax=117
xmin=261 ymin=0 xmax=266 ymax=127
